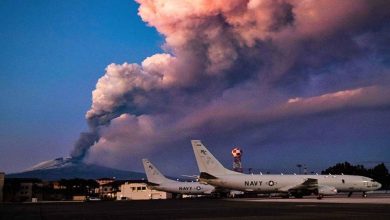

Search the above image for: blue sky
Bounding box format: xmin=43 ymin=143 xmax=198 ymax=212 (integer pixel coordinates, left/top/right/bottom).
xmin=0 ymin=0 xmax=161 ymax=172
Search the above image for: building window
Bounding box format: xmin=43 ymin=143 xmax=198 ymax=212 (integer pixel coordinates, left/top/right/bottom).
xmin=141 ymin=187 xmax=146 ymax=191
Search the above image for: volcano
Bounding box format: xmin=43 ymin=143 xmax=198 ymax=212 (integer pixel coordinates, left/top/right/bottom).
xmin=6 ymin=157 xmax=145 ymax=181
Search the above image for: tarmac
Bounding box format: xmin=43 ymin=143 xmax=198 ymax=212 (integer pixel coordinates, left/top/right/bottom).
xmin=237 ymin=193 xmax=390 ymax=204
xmin=1 ymin=194 xmax=389 ymax=220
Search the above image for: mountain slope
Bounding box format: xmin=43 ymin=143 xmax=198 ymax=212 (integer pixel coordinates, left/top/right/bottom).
xmin=6 ymin=157 xmax=145 ymax=181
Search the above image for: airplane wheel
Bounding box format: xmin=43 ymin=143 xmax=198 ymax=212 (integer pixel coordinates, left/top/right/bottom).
xmin=317 ymin=194 xmax=323 ymax=200
xmin=362 ymin=193 xmax=367 ymax=198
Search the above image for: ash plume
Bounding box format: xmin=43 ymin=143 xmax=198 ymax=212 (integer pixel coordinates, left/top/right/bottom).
xmin=71 ymin=130 xmax=99 ymax=161
xmin=71 ymin=0 xmax=390 ymax=171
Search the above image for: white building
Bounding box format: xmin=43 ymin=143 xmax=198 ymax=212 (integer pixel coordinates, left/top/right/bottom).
xmin=117 ymin=181 xmax=171 ymax=200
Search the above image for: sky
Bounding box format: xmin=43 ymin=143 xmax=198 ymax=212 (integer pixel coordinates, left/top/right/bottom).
xmin=1 ymin=0 xmax=390 ymax=176
xmin=0 ymin=0 xmax=161 ymax=172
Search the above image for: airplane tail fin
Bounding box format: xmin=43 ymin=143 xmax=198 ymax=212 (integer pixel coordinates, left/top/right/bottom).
xmin=142 ymin=159 xmax=174 ymax=184
xmin=191 ymin=140 xmax=238 ymax=177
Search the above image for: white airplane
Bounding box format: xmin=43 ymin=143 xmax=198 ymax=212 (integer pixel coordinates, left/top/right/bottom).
xmin=142 ymin=159 xmax=215 ymax=196
xmin=191 ymin=140 xmax=382 ymax=199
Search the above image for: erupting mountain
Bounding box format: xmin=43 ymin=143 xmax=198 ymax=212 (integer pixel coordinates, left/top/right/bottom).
xmin=6 ymin=157 xmax=145 ymax=181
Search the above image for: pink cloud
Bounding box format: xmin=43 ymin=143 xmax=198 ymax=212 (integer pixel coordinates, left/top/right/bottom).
xmin=86 ymin=85 xmax=390 ymax=167
xmin=75 ymin=0 xmax=390 ymax=169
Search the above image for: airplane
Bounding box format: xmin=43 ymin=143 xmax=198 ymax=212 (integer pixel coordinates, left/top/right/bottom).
xmin=191 ymin=140 xmax=382 ymax=199
xmin=142 ymin=159 xmax=215 ymax=197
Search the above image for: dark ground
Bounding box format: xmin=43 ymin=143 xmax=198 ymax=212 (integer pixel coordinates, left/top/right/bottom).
xmin=1 ymin=199 xmax=389 ymax=220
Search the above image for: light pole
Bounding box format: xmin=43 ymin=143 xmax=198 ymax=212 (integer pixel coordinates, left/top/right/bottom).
xmin=297 ymin=164 xmax=302 ymax=174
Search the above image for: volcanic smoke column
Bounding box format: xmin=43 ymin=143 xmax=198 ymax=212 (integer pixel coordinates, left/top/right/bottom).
xmin=232 ymin=147 xmax=243 ymax=173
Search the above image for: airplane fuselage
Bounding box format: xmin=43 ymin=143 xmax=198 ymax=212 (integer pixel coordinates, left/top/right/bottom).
xmin=150 ymin=181 xmax=215 ymax=195
xmin=203 ymin=174 xmax=381 ymax=193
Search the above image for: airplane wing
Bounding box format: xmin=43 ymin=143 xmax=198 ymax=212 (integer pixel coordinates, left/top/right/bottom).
xmin=199 ymin=172 xmax=218 ymax=180
xmin=146 ymin=182 xmax=160 ymax=186
xmin=279 ymin=178 xmax=318 ymax=192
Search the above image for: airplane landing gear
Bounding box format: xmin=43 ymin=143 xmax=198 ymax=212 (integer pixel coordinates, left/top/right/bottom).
xmin=362 ymin=192 xmax=367 ymax=198
xmin=281 ymin=193 xmax=290 ymax=198
xmin=294 ymin=194 xmax=303 ymax=199
xmin=317 ymin=194 xmax=323 ymax=200
xmin=348 ymin=192 xmax=353 ymax=197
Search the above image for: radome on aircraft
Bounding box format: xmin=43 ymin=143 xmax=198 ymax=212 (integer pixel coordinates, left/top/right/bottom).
xmin=142 ymin=159 xmax=215 ymax=196
xmin=191 ymin=140 xmax=382 ymax=199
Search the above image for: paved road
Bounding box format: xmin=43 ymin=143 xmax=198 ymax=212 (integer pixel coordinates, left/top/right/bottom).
xmin=1 ymin=198 xmax=390 ymax=220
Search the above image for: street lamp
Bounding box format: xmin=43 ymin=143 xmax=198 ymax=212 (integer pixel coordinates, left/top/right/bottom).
xmin=297 ymin=164 xmax=302 ymax=174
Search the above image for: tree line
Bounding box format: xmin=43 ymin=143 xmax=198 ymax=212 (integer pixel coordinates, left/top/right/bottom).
xmin=321 ymin=162 xmax=390 ymax=190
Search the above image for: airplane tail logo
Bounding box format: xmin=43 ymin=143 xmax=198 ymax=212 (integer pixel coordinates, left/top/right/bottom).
xmin=142 ymin=159 xmax=173 ymax=184
xmin=191 ymin=140 xmax=238 ymax=176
